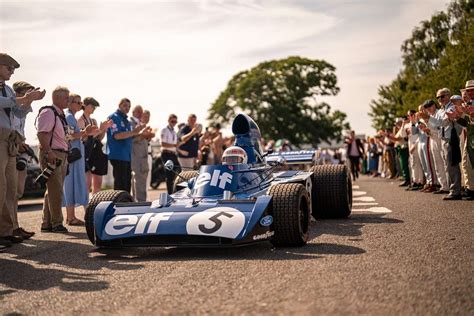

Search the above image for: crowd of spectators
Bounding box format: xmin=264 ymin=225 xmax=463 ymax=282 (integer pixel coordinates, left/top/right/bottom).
xmin=0 ymin=53 xmax=240 ymax=250
xmin=352 ymin=82 xmax=474 ymax=201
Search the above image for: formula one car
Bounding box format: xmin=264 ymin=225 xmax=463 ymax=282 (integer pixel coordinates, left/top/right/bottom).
xmin=85 ymin=114 xmax=352 ymax=248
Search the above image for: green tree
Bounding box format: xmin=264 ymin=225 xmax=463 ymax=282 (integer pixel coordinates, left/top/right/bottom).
xmin=208 ymin=56 xmax=350 ymax=146
xmin=369 ymin=0 xmax=474 ymax=131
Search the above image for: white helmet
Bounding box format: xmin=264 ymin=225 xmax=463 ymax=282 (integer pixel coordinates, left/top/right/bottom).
xmin=222 ymin=146 xmax=248 ymax=165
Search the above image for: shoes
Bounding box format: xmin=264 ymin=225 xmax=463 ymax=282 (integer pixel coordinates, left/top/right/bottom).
xmin=13 ymin=227 xmax=35 ymax=240
xmin=51 ymin=225 xmax=68 ymax=233
xmin=5 ymin=235 xmax=23 ymax=243
xmin=41 ymin=226 xmax=52 ymax=232
xmin=443 ymin=194 xmax=462 ymax=200
xmin=399 ymin=181 xmax=410 ymax=187
xmin=0 ymin=238 xmax=12 ymax=248
xmin=66 ymin=218 xmax=85 ymax=226
xmin=0 ymin=245 xmax=7 ymax=252
xmin=423 ymin=185 xmax=438 ymax=193
xmin=433 ymin=190 xmax=449 ymax=195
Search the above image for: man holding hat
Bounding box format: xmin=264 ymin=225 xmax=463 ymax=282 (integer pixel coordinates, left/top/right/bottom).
xmin=0 ymin=53 xmax=45 ymax=249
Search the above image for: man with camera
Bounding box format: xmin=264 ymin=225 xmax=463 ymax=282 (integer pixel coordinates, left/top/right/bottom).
xmin=36 ymin=86 xmax=71 ymax=233
xmin=11 ymin=81 xmax=39 ymax=240
xmin=0 ymin=53 xmax=46 ymax=248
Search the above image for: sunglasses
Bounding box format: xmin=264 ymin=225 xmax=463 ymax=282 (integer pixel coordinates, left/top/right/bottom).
xmin=1 ymin=65 xmax=15 ymax=72
xmin=436 ymin=95 xmax=446 ymax=100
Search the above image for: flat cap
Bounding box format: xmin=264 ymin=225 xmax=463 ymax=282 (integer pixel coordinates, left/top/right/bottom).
xmin=423 ymin=99 xmax=436 ymax=108
xmin=12 ymin=81 xmax=34 ymax=93
xmin=0 ymin=53 xmax=20 ymax=68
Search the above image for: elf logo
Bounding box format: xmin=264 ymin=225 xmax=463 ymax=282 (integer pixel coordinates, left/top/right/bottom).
xmin=194 ymin=170 xmax=233 ymax=190
xmin=104 ymin=212 xmax=173 ymax=236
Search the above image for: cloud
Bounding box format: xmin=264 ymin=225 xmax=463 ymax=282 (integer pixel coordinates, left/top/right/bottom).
xmin=1 ymin=0 xmax=450 ymax=142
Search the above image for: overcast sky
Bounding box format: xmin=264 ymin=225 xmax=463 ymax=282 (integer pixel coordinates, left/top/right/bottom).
xmin=1 ymin=0 xmax=450 ymax=143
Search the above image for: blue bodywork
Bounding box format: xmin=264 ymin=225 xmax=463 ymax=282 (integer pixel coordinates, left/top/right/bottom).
xmin=92 ymin=114 xmax=315 ymax=247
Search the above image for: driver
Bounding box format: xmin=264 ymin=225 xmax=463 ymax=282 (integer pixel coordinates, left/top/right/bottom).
xmin=222 ymin=146 xmax=247 ymax=165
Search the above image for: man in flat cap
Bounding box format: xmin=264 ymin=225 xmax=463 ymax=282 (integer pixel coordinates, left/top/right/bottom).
xmin=459 ymin=80 xmax=474 ymax=200
xmin=0 ymin=53 xmax=45 ymax=249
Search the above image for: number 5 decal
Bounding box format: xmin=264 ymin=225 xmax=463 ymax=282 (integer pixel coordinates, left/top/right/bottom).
xmin=186 ymin=207 xmax=246 ymax=238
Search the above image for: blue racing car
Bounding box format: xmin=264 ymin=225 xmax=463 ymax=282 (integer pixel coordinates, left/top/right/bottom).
xmin=85 ymin=114 xmax=352 ymax=248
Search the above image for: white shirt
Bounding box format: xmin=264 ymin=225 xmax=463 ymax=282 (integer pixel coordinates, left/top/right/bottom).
xmin=160 ymin=125 xmax=177 ymax=153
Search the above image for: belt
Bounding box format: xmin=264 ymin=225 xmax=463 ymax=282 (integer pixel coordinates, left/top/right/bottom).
xmin=52 ymin=148 xmax=69 ymax=153
xmin=161 ymin=150 xmax=177 ymax=154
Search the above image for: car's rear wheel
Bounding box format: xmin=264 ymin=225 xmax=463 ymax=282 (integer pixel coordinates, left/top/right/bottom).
xmin=268 ymin=183 xmax=310 ymax=247
xmin=85 ymin=190 xmax=133 ymax=245
xmin=310 ymin=164 xmax=352 ymax=219
xmin=172 ymin=171 xmax=199 ymax=193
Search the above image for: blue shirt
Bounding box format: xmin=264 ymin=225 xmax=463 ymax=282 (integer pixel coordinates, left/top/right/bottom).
xmin=106 ymin=110 xmax=133 ymax=162
xmin=177 ymin=124 xmax=199 ymax=158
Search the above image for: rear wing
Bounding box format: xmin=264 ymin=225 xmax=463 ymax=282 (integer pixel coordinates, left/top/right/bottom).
xmin=265 ymin=150 xmax=316 ymax=165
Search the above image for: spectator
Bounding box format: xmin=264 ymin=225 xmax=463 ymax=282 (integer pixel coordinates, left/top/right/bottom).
xmin=0 ymin=53 xmax=45 ymax=247
xmin=130 ymin=108 xmax=154 ymax=201
xmin=177 ymin=114 xmax=201 ymax=169
xmin=63 ymin=94 xmax=98 ymax=226
xmin=212 ymin=123 xmax=225 ymax=164
xmin=368 ymin=137 xmax=379 ymax=177
xmin=421 ymin=99 xmax=448 ymax=193
xmin=405 ymin=109 xmax=424 ymax=190
xmin=199 ymin=127 xmax=214 ymax=166
xmin=11 ymin=81 xmax=37 ymax=239
xmin=394 ymin=117 xmax=411 ymax=186
xmin=78 ymin=97 xmax=111 ymax=194
xmin=345 ymin=130 xmax=364 ymax=181
xmin=36 ymin=86 xmax=71 ymax=233
xmin=106 ymin=98 xmax=145 ymax=193
xmin=160 ymin=114 xmax=181 ymax=194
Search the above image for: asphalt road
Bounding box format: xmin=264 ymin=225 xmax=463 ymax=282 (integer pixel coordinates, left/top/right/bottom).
xmin=1 ymin=176 xmax=473 ymax=315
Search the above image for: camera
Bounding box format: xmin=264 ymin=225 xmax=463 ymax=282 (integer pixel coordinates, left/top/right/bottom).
xmin=34 ymin=160 xmax=62 ymax=186
xmin=16 ymin=145 xmax=39 ymax=171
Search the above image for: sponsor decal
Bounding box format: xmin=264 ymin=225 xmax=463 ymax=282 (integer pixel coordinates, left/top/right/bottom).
xmin=104 ymin=212 xmax=173 ymax=236
xmin=259 ymin=215 xmax=273 ymax=227
xmin=186 ymin=207 xmax=245 ymax=238
xmin=194 ymin=170 xmax=233 ymax=190
xmin=252 ymin=231 xmax=275 ymax=241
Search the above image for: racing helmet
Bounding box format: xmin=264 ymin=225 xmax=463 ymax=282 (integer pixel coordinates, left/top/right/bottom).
xmin=222 ymin=146 xmax=248 ymax=165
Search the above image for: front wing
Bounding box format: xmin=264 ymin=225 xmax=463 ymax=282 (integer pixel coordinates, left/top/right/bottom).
xmin=93 ymin=195 xmax=274 ymax=247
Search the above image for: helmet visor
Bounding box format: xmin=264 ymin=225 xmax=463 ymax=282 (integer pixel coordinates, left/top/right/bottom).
xmin=223 ymin=156 xmax=244 ymax=164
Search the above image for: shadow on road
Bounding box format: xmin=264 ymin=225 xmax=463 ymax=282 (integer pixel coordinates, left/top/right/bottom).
xmin=311 ymin=213 xmax=404 ymax=238
xmin=0 ymin=238 xmax=145 ymax=297
xmin=0 ymin=257 xmax=108 ymax=296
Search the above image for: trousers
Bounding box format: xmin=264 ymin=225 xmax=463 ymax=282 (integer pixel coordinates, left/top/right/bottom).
xmin=397 ymin=146 xmax=410 ymax=182
xmin=410 ymin=145 xmax=424 ymax=184
xmin=0 ymin=134 xmax=17 ymax=237
xmin=418 ymin=138 xmax=435 ymax=185
xmin=40 ymin=149 xmax=68 ymax=229
xmin=131 ymin=168 xmax=148 ymax=202
xmin=441 ymin=139 xmax=461 ymax=196
xmin=430 ymin=135 xmax=448 ymax=190
xmin=110 ymin=159 xmax=131 ymax=193
xmin=461 ymin=129 xmax=474 ymax=190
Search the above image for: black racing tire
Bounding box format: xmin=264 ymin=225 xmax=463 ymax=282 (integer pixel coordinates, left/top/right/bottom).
xmin=172 ymin=170 xmax=199 ymax=193
xmin=85 ymin=190 xmax=133 ymax=245
xmin=310 ymin=164 xmax=352 ymax=219
xmin=268 ymin=183 xmax=310 ymax=247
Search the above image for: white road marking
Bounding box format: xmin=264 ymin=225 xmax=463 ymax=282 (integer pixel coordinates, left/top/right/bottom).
xmin=353 ymin=196 xmax=376 ymax=202
xmin=352 ymin=202 xmax=379 ymax=206
xmin=352 ymin=185 xmax=360 ymax=189
xmin=352 ymin=191 xmax=367 ymax=196
xmin=351 ymin=207 xmax=392 ymax=214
